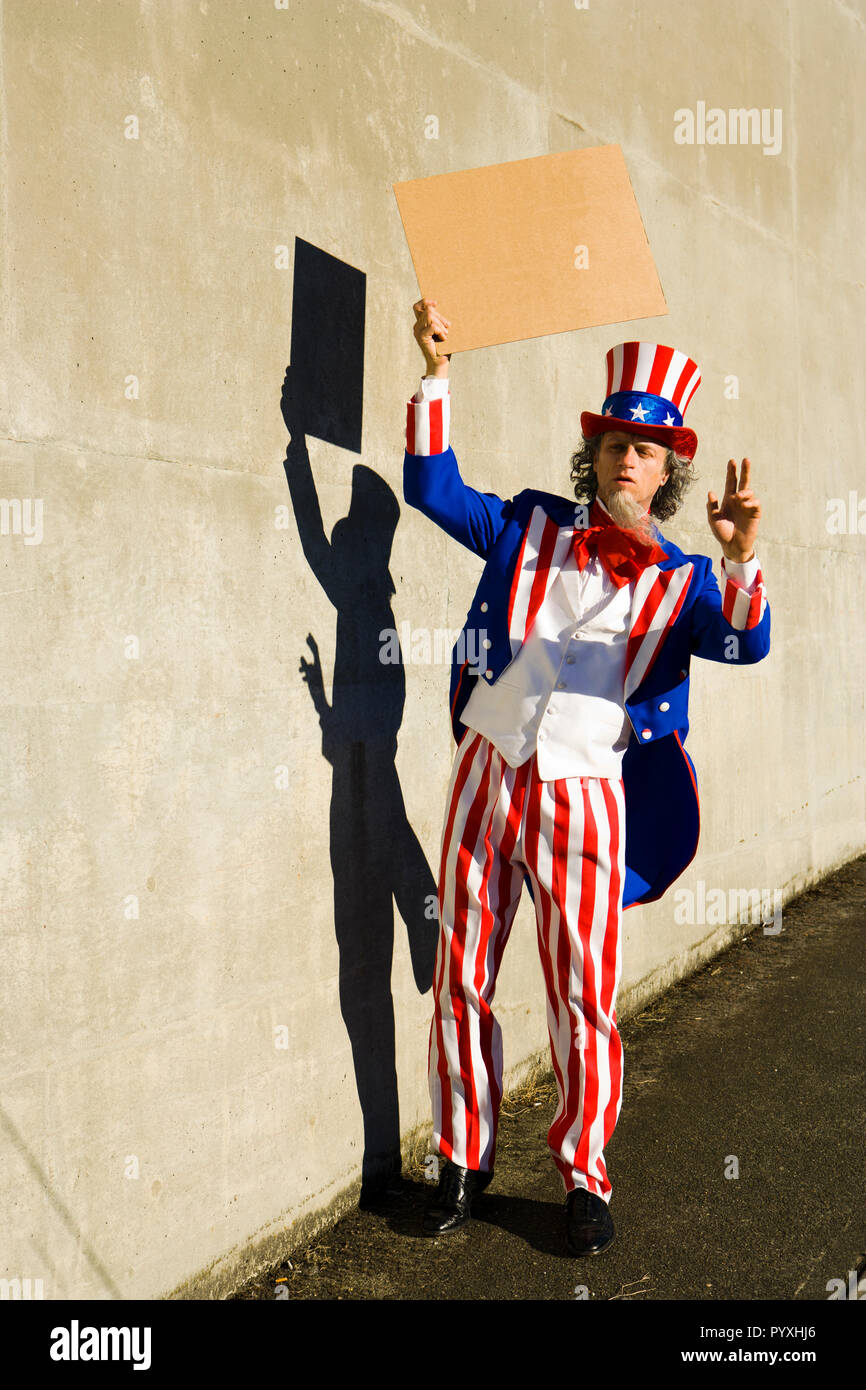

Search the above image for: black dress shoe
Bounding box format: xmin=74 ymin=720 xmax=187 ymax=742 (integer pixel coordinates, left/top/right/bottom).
xmin=566 ymin=1187 xmax=615 ymax=1255
xmin=422 ymin=1159 xmax=493 ymax=1236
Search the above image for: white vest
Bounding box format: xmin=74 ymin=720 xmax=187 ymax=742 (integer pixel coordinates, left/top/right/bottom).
xmin=460 ymin=500 xmax=633 ymax=780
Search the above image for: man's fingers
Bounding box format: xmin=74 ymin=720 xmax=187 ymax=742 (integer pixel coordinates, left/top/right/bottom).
xmin=721 ymin=459 xmax=738 ymax=497
xmin=413 ymin=298 xmax=451 ymax=329
xmin=739 ymin=457 xmax=752 ymax=491
xmin=424 ymin=313 xmax=450 ymax=336
xmin=414 ymin=318 xmax=450 ymax=350
xmin=413 ymin=297 xmax=450 ymax=323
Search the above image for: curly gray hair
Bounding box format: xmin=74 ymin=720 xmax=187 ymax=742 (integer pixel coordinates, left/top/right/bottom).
xmin=569 ymin=433 xmax=696 ymax=522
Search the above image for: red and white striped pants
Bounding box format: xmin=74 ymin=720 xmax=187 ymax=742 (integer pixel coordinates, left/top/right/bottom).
xmin=429 ymin=729 xmax=626 ymax=1202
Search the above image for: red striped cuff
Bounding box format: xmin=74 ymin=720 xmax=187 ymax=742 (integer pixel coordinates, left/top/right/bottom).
xmin=406 ymin=392 xmax=450 ymax=455
xmin=720 ymin=556 xmax=766 ymax=629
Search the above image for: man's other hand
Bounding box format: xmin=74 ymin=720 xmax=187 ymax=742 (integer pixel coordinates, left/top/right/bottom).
xmin=707 ymin=458 xmax=761 ymax=562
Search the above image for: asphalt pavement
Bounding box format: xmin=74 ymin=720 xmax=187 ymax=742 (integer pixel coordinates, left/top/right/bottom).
xmin=231 ymin=852 xmax=866 ymax=1303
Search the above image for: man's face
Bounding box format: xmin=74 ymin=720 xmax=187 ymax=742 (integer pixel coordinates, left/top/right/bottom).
xmin=593 ymin=431 xmax=670 ymax=514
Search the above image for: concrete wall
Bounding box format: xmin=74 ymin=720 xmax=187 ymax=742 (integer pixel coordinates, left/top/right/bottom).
xmin=1 ymin=0 xmax=862 ymax=1299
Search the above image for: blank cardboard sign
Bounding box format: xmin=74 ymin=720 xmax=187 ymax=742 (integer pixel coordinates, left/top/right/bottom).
xmin=392 ymin=145 xmax=667 ymax=354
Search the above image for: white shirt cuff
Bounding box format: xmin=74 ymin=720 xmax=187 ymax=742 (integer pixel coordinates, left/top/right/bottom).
xmin=721 ymin=554 xmax=761 ymax=589
xmin=413 ymin=375 xmax=450 ymax=403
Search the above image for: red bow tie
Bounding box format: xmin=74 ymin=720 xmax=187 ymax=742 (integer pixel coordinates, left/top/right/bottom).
xmin=572 ymin=499 xmax=667 ymax=588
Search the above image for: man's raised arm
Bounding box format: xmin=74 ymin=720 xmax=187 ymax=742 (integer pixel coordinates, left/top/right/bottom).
xmin=402 ymin=297 xmax=511 ymax=559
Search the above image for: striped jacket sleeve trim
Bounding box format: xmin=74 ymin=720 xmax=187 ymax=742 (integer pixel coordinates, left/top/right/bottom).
xmin=720 ymin=556 xmax=767 ymax=629
xmin=406 ymin=392 xmax=451 ymax=455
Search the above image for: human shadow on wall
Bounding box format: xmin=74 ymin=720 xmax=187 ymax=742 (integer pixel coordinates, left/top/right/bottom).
xmin=280 ymin=243 xmax=438 ymax=1204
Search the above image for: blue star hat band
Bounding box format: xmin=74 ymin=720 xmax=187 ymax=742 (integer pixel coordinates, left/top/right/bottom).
xmin=580 ymin=342 xmax=701 ymax=459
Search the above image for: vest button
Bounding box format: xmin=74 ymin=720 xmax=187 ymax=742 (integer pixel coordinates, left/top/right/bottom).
xmin=641 ymin=729 xmax=652 ymax=740
xmin=659 ymin=701 xmax=670 ymax=712
xmin=482 ymin=638 xmax=492 ymax=649
xmin=480 ymin=601 xmax=488 ymax=612
xmin=485 ymin=669 xmax=493 ymax=679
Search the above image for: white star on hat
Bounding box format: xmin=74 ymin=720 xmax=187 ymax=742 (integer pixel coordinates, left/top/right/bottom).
xmin=629 ymin=402 xmax=648 ymax=421
xmin=663 ymin=412 xmax=676 ymax=427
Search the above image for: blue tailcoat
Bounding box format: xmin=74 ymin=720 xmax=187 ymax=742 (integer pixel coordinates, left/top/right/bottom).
xmin=403 ymin=445 xmax=771 ymax=909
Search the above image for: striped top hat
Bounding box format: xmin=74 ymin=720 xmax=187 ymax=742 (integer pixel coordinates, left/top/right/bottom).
xmin=580 ymin=342 xmax=701 ymax=459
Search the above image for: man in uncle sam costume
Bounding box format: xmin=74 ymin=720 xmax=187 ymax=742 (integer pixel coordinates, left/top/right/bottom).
xmin=402 ymin=298 xmax=770 ymax=1256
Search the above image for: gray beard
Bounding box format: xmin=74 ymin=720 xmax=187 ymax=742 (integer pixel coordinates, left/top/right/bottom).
xmin=603 ymin=488 xmax=658 ymax=543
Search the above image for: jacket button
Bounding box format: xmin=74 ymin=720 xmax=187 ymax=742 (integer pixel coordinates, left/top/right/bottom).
xmin=482 ymin=638 xmax=492 ymax=649
xmin=480 ymin=602 xmax=488 ymax=612
xmin=641 ymin=729 xmax=652 ymax=740
xmin=659 ymin=701 xmax=670 ymax=712
xmin=485 ymin=669 xmax=493 ymax=679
